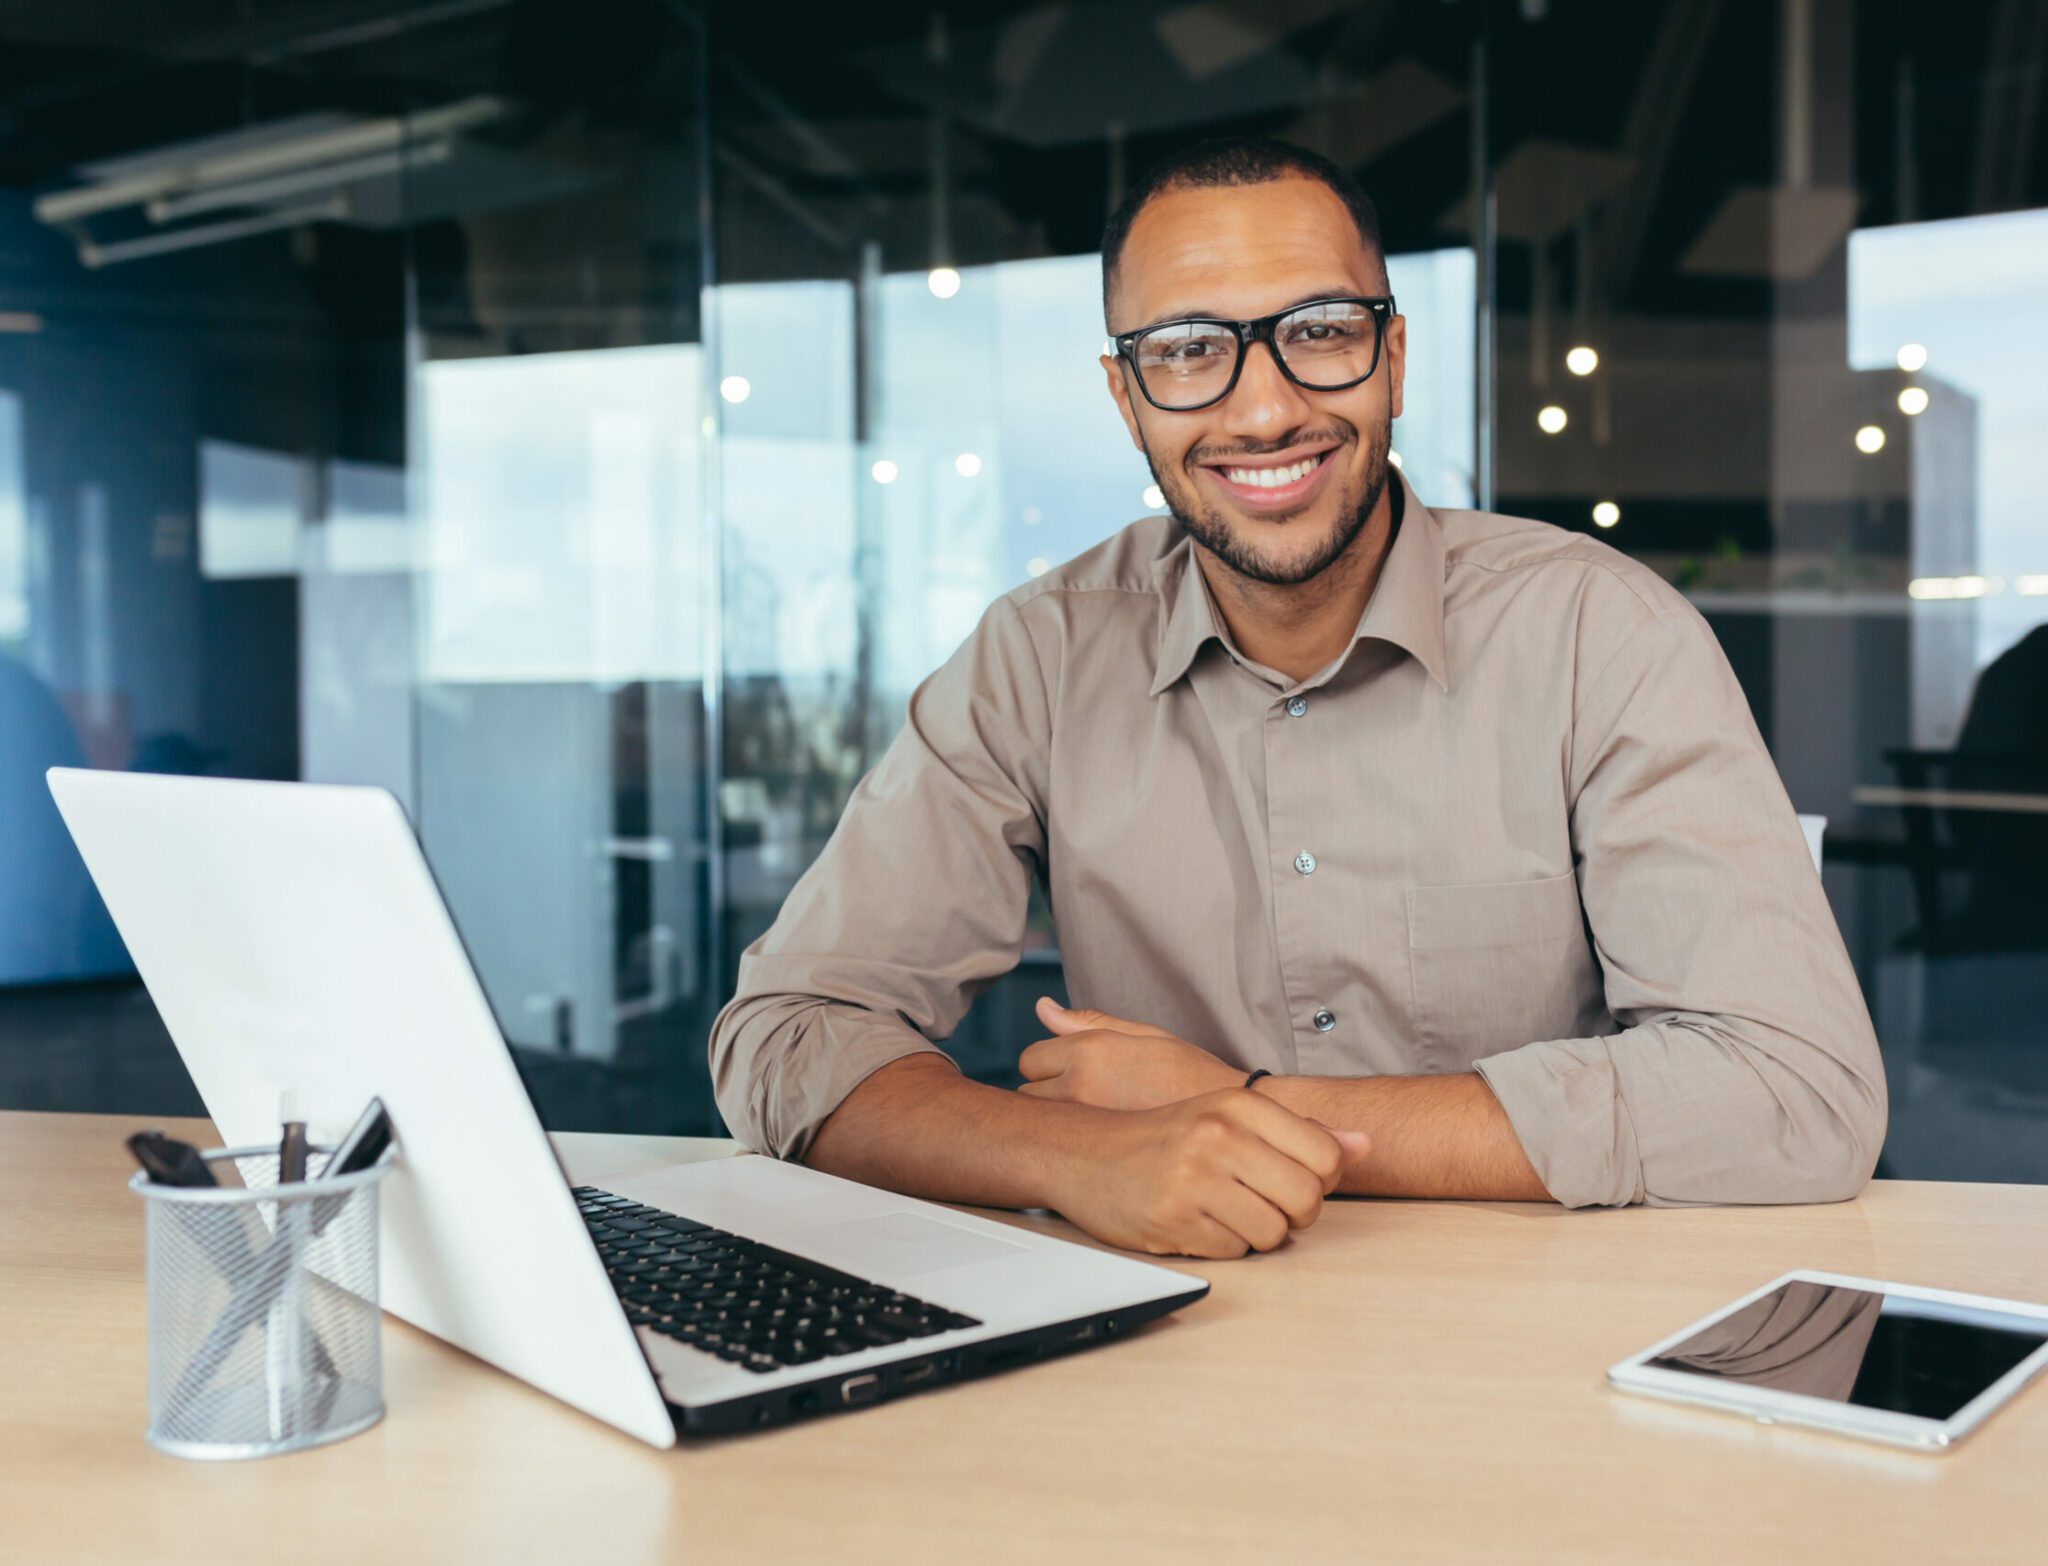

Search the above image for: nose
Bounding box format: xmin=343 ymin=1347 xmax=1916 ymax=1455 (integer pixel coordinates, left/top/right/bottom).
xmin=1220 ymin=335 xmax=1315 ymax=444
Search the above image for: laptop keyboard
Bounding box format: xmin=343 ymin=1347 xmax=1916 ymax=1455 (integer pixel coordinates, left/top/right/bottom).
xmin=574 ymin=1187 xmax=983 ymax=1375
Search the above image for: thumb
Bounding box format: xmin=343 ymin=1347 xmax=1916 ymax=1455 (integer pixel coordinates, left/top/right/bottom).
xmin=1034 ymin=995 xmax=1172 ymax=1038
xmin=1309 ymin=1125 xmax=1370 ymax=1194
xmin=1315 ymin=1125 xmax=1371 ymax=1162
xmin=1034 ymin=995 xmax=1106 ymax=1035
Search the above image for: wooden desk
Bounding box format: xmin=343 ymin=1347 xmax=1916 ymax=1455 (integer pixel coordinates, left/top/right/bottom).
xmin=5 ymin=1111 xmax=2045 ymax=1564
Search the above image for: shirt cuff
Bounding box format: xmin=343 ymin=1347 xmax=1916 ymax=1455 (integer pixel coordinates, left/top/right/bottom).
xmin=750 ymin=1008 xmax=960 ymax=1164
xmin=1472 ymin=1041 xmax=1646 ymax=1208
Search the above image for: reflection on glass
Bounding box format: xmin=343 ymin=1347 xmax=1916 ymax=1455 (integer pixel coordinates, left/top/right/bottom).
xmin=1651 ymin=1280 xmax=1883 ymax=1400
xmin=1650 ymin=1280 xmax=2048 ymax=1421
xmin=1850 ymin=211 xmax=2048 ymax=676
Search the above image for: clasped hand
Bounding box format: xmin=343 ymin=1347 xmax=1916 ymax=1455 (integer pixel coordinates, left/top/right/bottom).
xmin=1018 ymin=997 xmax=1369 ymax=1260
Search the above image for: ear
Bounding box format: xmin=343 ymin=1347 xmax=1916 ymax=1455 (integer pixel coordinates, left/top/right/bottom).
xmin=1384 ymin=312 xmax=1407 ymax=423
xmin=1102 ymin=353 xmax=1148 ymax=454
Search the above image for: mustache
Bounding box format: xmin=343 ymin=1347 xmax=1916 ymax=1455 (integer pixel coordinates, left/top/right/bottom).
xmin=1185 ymin=430 xmax=1353 ymax=465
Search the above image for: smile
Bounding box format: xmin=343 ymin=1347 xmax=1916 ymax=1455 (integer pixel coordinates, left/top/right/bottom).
xmin=1221 ymin=454 xmax=1324 ymax=487
xmin=1198 ymin=445 xmax=1339 ymax=512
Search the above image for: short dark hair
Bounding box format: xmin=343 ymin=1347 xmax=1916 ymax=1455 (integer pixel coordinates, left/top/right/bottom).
xmin=1101 ymin=136 xmax=1386 ymax=325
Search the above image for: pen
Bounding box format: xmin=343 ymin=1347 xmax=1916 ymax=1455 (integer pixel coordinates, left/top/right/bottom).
xmin=127 ymin=1130 xmax=222 ymax=1191
xmin=270 ymin=1104 xmax=311 ymax=1438
xmin=164 ymin=1099 xmax=393 ymax=1412
xmin=133 ymin=1129 xmax=339 ymax=1416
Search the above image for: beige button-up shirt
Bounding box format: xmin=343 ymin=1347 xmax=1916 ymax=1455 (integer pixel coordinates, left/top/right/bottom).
xmin=710 ymin=474 xmax=1887 ymax=1207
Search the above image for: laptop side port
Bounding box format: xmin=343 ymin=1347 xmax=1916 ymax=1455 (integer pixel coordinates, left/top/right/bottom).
xmin=840 ymin=1372 xmax=882 ymax=1407
xmin=898 ymin=1357 xmax=940 ymax=1386
xmin=972 ymin=1340 xmax=1041 ymax=1373
xmin=1062 ymin=1321 xmax=1097 ymax=1345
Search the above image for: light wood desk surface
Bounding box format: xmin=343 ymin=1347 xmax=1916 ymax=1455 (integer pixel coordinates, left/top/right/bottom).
xmin=5 ymin=1110 xmax=2046 ymax=1564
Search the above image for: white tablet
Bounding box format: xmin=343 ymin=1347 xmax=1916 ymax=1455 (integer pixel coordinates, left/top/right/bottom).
xmin=1608 ymin=1269 xmax=2048 ymax=1452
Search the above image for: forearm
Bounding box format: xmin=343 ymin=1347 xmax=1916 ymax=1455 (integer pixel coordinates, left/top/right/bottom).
xmin=1252 ymin=1071 xmax=1552 ymax=1201
xmin=1473 ymin=1020 xmax=1884 ymax=1207
xmin=804 ymin=1053 xmax=1118 ymax=1211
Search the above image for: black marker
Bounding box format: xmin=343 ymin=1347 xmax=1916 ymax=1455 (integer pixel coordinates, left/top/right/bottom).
xmin=279 ymin=1120 xmax=309 ymax=1185
xmin=127 ymin=1130 xmax=221 ymax=1190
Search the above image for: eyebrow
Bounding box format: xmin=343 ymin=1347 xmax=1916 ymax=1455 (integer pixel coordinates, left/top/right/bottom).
xmin=1125 ymin=287 xmax=1368 ymax=334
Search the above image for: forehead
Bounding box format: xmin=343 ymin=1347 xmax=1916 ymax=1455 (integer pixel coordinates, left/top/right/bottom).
xmin=1113 ymin=177 xmax=1376 ymax=325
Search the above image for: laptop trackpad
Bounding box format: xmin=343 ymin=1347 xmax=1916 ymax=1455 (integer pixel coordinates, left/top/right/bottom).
xmin=804 ymin=1211 xmax=1029 ymax=1278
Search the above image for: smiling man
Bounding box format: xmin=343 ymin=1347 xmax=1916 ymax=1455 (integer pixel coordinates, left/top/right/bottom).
xmin=709 ymin=138 xmax=1887 ymax=1258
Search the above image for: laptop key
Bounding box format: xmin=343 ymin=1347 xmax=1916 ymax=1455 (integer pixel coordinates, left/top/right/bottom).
xmin=577 ymin=1184 xmax=986 ymax=1364
xmin=842 ymin=1319 xmax=904 ymax=1348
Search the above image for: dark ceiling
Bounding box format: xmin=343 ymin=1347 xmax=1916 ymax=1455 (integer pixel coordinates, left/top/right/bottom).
xmin=0 ymin=0 xmax=2042 ymax=316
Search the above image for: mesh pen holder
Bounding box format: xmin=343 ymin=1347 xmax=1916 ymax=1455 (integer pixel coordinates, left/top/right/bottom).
xmin=131 ymin=1145 xmax=388 ymax=1460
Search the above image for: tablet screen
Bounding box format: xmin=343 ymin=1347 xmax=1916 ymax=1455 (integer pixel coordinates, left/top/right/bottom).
xmin=1647 ymin=1280 xmax=2048 ymax=1420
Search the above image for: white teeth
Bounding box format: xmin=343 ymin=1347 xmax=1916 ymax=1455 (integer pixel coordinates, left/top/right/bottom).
xmin=1223 ymin=454 xmax=1321 ymax=488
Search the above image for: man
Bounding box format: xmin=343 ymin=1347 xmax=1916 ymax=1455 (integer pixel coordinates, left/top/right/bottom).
xmin=710 ymin=138 xmax=1886 ymax=1259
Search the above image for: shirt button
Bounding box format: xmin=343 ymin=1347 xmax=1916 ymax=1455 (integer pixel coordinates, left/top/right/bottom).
xmin=1293 ymin=850 xmax=1317 ymax=875
xmin=1313 ymin=1008 xmax=1336 ymax=1032
xmin=1286 ymin=696 xmax=1308 ymax=718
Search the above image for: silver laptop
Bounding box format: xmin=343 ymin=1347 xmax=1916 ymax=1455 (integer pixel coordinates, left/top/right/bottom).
xmin=48 ymin=768 xmax=1207 ymax=1446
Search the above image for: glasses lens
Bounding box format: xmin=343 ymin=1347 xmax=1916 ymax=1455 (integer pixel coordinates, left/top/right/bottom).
xmin=1275 ymin=301 xmax=1381 ymax=388
xmin=1133 ymin=321 xmax=1239 ymax=409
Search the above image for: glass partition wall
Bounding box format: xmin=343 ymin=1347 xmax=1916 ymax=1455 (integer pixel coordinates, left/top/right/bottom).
xmin=3 ymin=2 xmax=2043 ymax=1179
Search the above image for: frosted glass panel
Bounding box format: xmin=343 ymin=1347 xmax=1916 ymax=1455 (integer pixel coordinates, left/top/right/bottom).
xmin=418 ymin=345 xmax=706 ymax=683
xmin=199 ymin=440 xmax=310 ymax=579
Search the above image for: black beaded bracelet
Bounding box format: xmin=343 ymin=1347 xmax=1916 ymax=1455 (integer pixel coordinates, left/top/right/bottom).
xmin=1244 ymin=1068 xmax=1274 ymax=1090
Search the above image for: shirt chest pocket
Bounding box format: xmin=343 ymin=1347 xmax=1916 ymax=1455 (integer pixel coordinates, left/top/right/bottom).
xmin=1405 ymin=871 xmax=1607 ymax=1070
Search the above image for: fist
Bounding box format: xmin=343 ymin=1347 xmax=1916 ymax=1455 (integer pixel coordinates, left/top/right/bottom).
xmin=1050 ymin=1088 xmax=1368 ymax=1259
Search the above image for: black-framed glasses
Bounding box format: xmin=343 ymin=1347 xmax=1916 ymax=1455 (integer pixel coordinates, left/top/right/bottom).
xmin=1112 ymin=295 xmax=1397 ymax=412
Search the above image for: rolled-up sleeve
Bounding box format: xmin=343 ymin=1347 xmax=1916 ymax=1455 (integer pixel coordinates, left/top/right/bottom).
xmin=708 ymin=596 xmax=1052 ymax=1161
xmin=1473 ymin=602 xmax=1888 ymax=1208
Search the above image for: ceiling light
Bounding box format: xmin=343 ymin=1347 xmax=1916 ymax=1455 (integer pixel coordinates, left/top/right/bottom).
xmin=1565 ymin=346 xmax=1599 ymax=376
xmin=1021 ymin=506 xmax=1042 ymax=526
xmin=1897 ymin=386 xmax=1929 ymax=416
xmin=719 ymin=375 xmax=751 ymax=404
xmin=2014 ymin=575 xmax=2048 ymax=596
xmin=79 ymin=195 xmax=347 ymax=268
xmin=870 ymin=459 xmax=899 ymax=485
xmin=1141 ymin=484 xmax=1164 ymax=509
xmin=1854 ymin=425 xmax=1885 ymax=454
xmin=148 ymin=140 xmax=453 ymax=223
xmin=1388 ymin=449 xmax=1404 ymax=469
xmin=1026 ymin=557 xmax=1050 ymax=577
xmin=927 ymin=266 xmax=961 ymax=300
xmin=954 ymin=451 xmax=982 ymax=477
xmin=1592 ymin=501 xmax=1620 ymax=528
xmin=1895 ymin=342 xmax=1927 ymax=373
xmin=34 ymin=95 xmax=505 ymax=226
xmin=1537 ymin=405 xmax=1568 ymax=435
xmin=1908 ymin=576 xmax=1994 ymax=599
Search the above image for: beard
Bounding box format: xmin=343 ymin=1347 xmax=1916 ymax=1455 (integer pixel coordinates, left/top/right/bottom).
xmin=1151 ymin=420 xmax=1391 ymax=587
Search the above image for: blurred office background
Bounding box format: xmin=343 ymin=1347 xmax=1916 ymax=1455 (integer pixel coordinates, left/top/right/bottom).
xmin=1 ymin=0 xmax=2043 ymax=1181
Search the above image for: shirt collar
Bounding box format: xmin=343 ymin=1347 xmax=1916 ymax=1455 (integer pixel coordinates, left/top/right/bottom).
xmin=1148 ymin=467 xmax=1449 ymax=698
